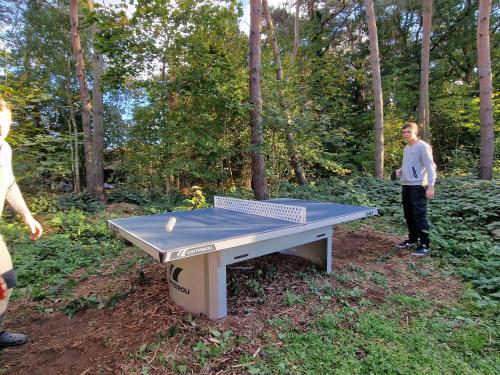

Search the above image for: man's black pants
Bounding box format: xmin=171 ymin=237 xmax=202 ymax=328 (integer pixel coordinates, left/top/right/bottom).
xmin=402 ymin=185 xmax=429 ymax=246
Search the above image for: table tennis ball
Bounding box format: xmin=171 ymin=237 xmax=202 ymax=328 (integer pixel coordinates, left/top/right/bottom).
xmin=165 ymin=217 xmax=176 ymax=232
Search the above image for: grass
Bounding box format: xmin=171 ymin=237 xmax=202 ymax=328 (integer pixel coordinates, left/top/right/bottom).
xmin=250 ymin=298 xmax=498 ymax=375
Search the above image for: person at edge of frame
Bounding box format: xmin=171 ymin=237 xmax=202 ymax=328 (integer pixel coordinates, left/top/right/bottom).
xmin=0 ymin=98 xmax=43 ymax=349
xmin=395 ymin=121 xmax=437 ymax=257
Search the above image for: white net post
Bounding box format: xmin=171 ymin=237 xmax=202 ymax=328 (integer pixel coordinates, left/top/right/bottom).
xmin=214 ymin=196 xmax=306 ymax=223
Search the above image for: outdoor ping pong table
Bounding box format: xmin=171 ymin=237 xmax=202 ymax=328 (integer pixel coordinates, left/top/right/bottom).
xmin=108 ymin=197 xmax=378 ymax=319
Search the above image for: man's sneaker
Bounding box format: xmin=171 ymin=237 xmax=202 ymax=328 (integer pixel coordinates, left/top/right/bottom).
xmin=0 ymin=331 xmax=28 ymax=348
xmin=412 ymin=245 xmax=430 ymax=257
xmin=396 ymin=240 xmax=417 ymax=249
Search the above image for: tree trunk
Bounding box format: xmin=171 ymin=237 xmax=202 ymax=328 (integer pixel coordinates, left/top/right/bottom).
xmin=87 ymin=0 xmax=106 ymax=201
xmin=249 ymin=0 xmax=269 ymax=200
xmin=66 ymin=85 xmax=81 ymax=193
xmin=262 ymin=0 xmax=307 ymax=185
xmin=307 ymin=0 xmax=315 ymax=19
xmin=69 ymin=0 xmax=94 ymax=191
xmin=418 ymin=0 xmax=433 ymax=143
xmin=477 ymin=0 xmax=494 ymax=180
xmin=290 ymin=0 xmax=301 ymax=64
xmin=364 ymin=0 xmax=384 ymax=179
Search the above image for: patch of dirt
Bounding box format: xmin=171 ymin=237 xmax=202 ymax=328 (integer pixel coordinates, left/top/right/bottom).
xmin=0 ymin=225 xmax=464 ymax=374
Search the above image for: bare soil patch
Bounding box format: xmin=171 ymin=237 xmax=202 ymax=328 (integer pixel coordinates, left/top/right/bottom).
xmin=0 ymin=226 xmax=463 ymax=374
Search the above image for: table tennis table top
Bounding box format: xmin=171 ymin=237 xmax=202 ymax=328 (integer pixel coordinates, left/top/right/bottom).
xmin=108 ymin=198 xmax=377 ymax=262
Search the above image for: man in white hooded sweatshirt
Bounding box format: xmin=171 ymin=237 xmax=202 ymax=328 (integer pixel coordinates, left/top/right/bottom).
xmin=0 ymin=99 xmax=43 ymax=348
xmin=396 ymin=122 xmax=437 ymax=257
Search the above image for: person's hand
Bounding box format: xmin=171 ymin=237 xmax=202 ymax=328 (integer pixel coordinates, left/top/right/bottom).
xmin=426 ymin=185 xmax=435 ymax=199
xmin=0 ymin=276 xmax=7 ymax=300
xmin=23 ymin=214 xmax=43 ymax=240
xmin=396 ymin=168 xmax=402 ymax=177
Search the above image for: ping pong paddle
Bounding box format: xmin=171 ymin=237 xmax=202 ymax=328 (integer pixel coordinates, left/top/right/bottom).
xmin=165 ymin=217 xmax=176 ymax=232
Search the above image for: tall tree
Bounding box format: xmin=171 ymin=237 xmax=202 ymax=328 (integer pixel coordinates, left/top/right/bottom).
xmin=477 ymin=0 xmax=494 ymax=180
xmin=69 ymin=0 xmax=95 ymax=193
xmin=87 ymin=0 xmax=105 ymax=201
xmin=262 ymin=0 xmax=307 ymax=185
xmin=418 ymin=0 xmax=433 ymax=143
xmin=249 ymin=0 xmax=269 ymax=200
xmin=69 ymin=0 xmax=106 ymax=200
xmin=290 ymin=0 xmax=301 ymax=64
xmin=364 ymin=0 xmax=384 ymax=179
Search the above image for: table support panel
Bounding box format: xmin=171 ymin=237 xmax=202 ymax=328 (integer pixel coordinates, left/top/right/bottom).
xmin=167 ymin=226 xmax=333 ymax=319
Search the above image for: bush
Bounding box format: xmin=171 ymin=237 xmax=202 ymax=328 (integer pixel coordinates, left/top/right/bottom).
xmin=56 ymin=191 xmax=104 ymax=213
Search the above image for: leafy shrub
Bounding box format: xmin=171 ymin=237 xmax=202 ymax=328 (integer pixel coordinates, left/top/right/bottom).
xmin=107 ymin=186 xmax=151 ymax=205
xmin=56 ymin=191 xmax=104 ymax=213
xmin=49 ymin=209 xmax=110 ymax=240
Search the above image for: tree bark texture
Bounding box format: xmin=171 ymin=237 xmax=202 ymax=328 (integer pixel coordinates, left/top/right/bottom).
xmin=418 ymin=0 xmax=433 ymax=143
xmin=262 ymin=0 xmax=307 ymax=185
xmin=66 ymin=82 xmax=81 ymax=192
xmin=69 ymin=0 xmax=95 ymax=190
xmin=87 ymin=0 xmax=106 ymax=201
xmin=364 ymin=0 xmax=384 ymax=179
xmin=249 ymin=0 xmax=269 ymax=200
xmin=290 ymin=0 xmax=301 ymax=64
xmin=477 ymin=0 xmax=494 ymax=180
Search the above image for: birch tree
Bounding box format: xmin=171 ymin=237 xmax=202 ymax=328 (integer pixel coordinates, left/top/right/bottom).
xmin=477 ymin=0 xmax=494 ymax=180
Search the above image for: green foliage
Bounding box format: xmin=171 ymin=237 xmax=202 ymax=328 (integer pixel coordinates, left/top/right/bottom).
xmin=278 ymin=176 xmax=499 ymax=307
xmin=283 ymin=290 xmax=305 ymax=307
xmin=64 ymin=295 xmax=103 ymax=317
xmin=56 ymin=192 xmax=105 ymax=213
xmin=1 ymin=210 xmax=123 ymax=301
xmin=193 ymin=329 xmax=233 ymax=368
xmin=107 ymin=186 xmax=151 ymax=206
xmin=182 ymin=186 xmax=209 ymax=209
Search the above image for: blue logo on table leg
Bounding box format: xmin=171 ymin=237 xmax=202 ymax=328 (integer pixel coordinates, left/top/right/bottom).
xmin=169 ymin=264 xmax=190 ymax=294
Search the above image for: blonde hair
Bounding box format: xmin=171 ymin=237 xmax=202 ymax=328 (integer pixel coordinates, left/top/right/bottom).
xmin=0 ymin=99 xmax=12 ymax=118
xmin=402 ymin=121 xmax=419 ymax=134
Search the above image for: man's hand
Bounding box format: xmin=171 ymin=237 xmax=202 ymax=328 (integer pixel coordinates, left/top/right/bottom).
xmin=426 ymin=186 xmax=435 ymax=199
xmin=23 ymin=214 xmax=43 ymax=240
xmin=0 ymin=276 xmax=6 ymax=300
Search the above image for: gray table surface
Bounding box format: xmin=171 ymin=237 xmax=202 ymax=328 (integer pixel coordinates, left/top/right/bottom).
xmin=108 ymin=199 xmax=375 ymax=253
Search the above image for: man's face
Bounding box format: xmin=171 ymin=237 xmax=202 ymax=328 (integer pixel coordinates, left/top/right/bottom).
xmin=0 ymin=110 xmax=11 ymax=144
xmin=402 ymin=127 xmax=417 ymax=143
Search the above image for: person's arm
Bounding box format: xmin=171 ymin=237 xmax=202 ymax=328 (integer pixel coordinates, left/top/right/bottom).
xmin=5 ymin=181 xmax=43 ymax=240
xmin=421 ymin=143 xmax=437 ymax=198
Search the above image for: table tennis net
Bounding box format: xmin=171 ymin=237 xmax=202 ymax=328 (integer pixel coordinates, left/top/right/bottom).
xmin=214 ymin=196 xmax=306 ymax=224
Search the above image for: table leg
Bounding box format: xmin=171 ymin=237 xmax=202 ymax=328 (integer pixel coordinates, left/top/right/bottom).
xmin=206 ymin=251 xmax=227 ymax=319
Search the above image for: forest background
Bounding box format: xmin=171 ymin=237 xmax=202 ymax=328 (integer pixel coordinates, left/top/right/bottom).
xmin=0 ymin=0 xmax=498 ymax=197
xmin=0 ymin=1 xmax=498 ymax=373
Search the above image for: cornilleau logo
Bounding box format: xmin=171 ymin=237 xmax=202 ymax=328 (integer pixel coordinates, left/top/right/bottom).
xmin=169 ymin=264 xmax=183 ymax=282
xmin=176 ymin=244 xmax=216 ymax=258
xmin=169 ymin=264 xmax=190 ymax=295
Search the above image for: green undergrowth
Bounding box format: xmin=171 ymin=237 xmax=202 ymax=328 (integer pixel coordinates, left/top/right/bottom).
xmin=278 ymin=176 xmax=499 ymax=308
xmin=0 ymin=209 xmax=125 ymax=301
xmin=248 ymin=296 xmax=499 ymax=375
